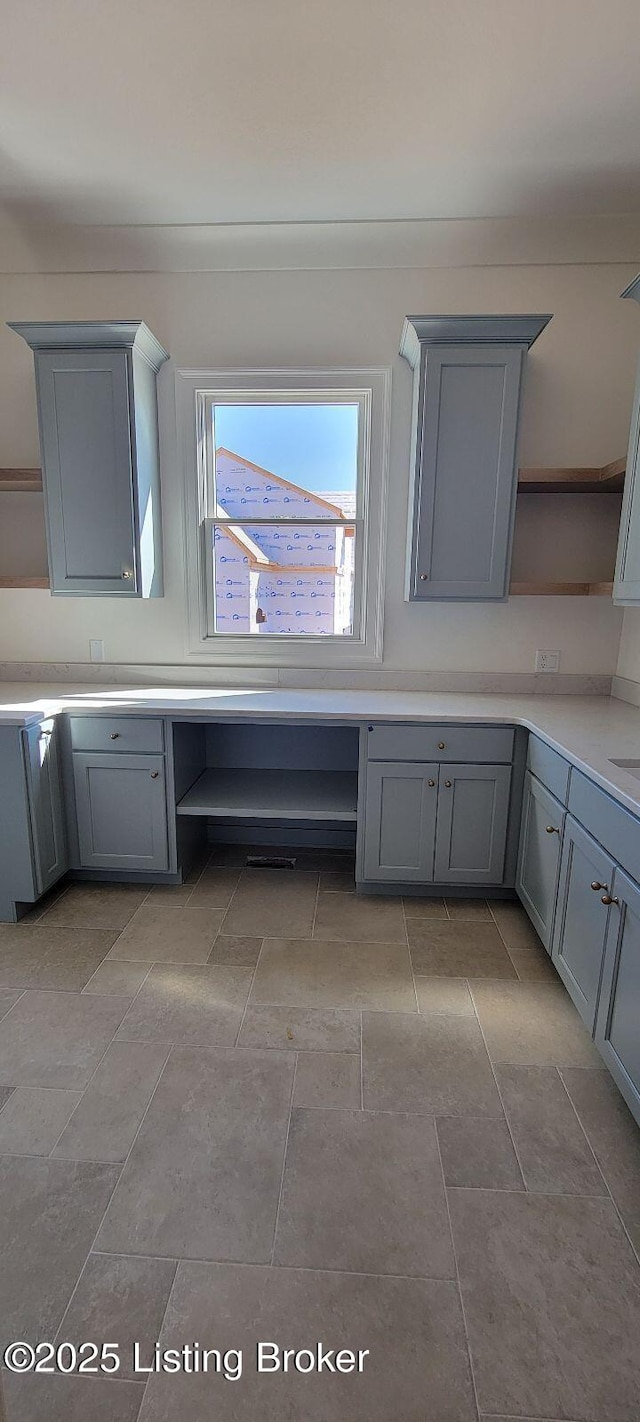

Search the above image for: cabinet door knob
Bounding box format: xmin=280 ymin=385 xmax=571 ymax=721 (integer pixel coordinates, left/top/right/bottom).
xmin=427 ymin=779 xmax=436 ymax=787
xmin=545 ymin=825 xmax=559 ymax=834
xmin=601 ymin=894 xmax=619 ymax=906
xmin=444 ymin=779 xmax=452 ymax=788
xmin=122 ymin=570 xmax=133 ymax=580
xmin=150 ymin=771 xmax=159 ymax=779
xmin=419 ymin=573 xmax=428 ymax=581
xmin=591 ymin=880 xmax=607 ymax=892
xmin=110 ymin=732 xmax=120 ymax=739
xmin=438 ymin=741 xmax=446 ymax=750
xmin=368 ymin=726 xmax=374 ymax=733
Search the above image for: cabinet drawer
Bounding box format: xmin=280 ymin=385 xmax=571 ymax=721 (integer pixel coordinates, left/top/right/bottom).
xmin=366 ymin=723 xmax=513 ymax=764
xmin=68 ymin=716 xmax=164 ymax=755
xmin=568 ymin=770 xmax=640 ymax=884
xmin=526 ymin=735 xmax=571 ymax=804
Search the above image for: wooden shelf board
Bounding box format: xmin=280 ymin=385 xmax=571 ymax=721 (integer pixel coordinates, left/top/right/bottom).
xmin=177 ymin=768 xmax=358 ymax=822
xmin=0 ymin=469 xmax=43 ymax=492
xmin=0 ymin=575 xmax=49 ymax=589
xmin=510 ymin=581 xmax=613 ymax=597
xmin=518 ymin=458 xmax=625 ymax=494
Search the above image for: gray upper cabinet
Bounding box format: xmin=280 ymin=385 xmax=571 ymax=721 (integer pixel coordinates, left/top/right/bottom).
xmin=614 ymin=275 xmax=640 ymax=604
xmin=8 ymin=321 xmax=169 ymax=596
xmin=400 ymin=314 xmax=552 ymax=601
xmin=516 ymin=771 xmax=565 ymax=950
xmin=434 ymin=763 xmax=511 ymax=885
xmin=595 ymin=867 xmax=640 ymax=1124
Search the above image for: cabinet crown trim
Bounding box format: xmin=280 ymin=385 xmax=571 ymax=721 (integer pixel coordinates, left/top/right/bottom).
xmin=399 ymin=313 xmax=553 ymax=366
xmin=8 ymin=321 xmax=169 ymax=371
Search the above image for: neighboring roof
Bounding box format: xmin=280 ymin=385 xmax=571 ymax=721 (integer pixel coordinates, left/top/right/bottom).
xmin=216 ymin=447 xmax=346 ymax=518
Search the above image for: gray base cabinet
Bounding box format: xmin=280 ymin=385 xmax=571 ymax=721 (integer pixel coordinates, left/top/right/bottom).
xmin=595 ymin=868 xmax=640 ymax=1122
xmin=516 ymin=771 xmax=565 ymax=949
xmin=363 ymin=761 xmax=438 ymax=882
xmin=434 ymin=763 xmax=511 ymax=885
xmin=0 ymin=720 xmax=68 ymax=921
xmin=551 ymin=816 xmax=614 ymax=1031
xmin=73 ymin=751 xmax=169 ymax=871
xmin=23 ymin=720 xmax=68 ymax=895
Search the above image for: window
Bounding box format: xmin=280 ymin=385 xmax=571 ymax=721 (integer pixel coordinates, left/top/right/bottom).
xmin=178 ymin=369 xmax=389 ymax=665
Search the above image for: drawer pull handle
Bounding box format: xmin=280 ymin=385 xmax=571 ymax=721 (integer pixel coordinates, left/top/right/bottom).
xmin=444 ymin=779 xmax=452 ymax=788
xmin=150 ymin=771 xmax=159 ymax=779
xmin=427 ymin=779 xmax=436 ymax=787
xmin=601 ymin=894 xmax=619 ymax=906
xmin=110 ymin=732 xmax=120 ymax=739
xmin=545 ymin=825 xmax=559 ymax=834
xmin=591 ymin=880 xmax=607 ymax=892
xmin=438 ymin=741 xmax=446 ymax=750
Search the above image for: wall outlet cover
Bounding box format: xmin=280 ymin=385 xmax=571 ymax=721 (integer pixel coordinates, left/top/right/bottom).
xmin=535 ymin=649 xmax=560 ymax=673
xmin=89 ymin=639 xmax=105 ymax=663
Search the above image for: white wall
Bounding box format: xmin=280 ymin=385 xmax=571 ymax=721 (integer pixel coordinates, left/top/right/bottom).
xmin=1 ymin=232 xmax=638 ymax=677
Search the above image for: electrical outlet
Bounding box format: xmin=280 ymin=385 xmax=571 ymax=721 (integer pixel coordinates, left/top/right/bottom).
xmin=535 ymin=649 xmax=560 ymax=673
xmin=89 ymin=639 xmax=105 ymax=663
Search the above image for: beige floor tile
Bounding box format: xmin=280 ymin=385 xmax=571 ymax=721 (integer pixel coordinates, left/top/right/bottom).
xmin=470 ymin=981 xmax=602 ymax=1068
xmin=0 ymin=991 xmax=130 ymax=1088
xmin=0 ymin=1156 xmax=120 ymax=1350
xmin=208 ymin=934 xmax=262 ymax=967
xmin=188 ymin=868 xmax=241 ymax=910
xmin=445 ymin=898 xmax=491 ymax=920
xmin=13 ymin=881 xmax=69 ymax=926
xmin=319 ymin=871 xmax=355 ymax=892
xmin=362 ymin=1010 xmax=503 ymax=1117
xmin=407 ymin=920 xmax=517 ymax=978
xmin=402 ymin=896 xmax=447 ymax=919
xmin=437 ymin=1116 xmax=523 ymax=1189
xmin=0 ymin=925 xmax=116 ymax=990
xmin=314 ymin=892 xmax=406 ymax=942
xmin=496 ymin=1064 xmax=607 ymax=1195
xmin=56 ymin=1253 xmax=176 ymax=1380
xmin=82 ymin=960 xmax=151 ymax=996
xmin=3 ymin=1372 xmax=145 ymax=1421
xmin=237 ymin=1004 xmax=361 ymax=1053
xmin=39 ymin=883 xmax=150 ymax=930
xmin=95 ymin=1046 xmax=295 ymax=1263
xmin=293 ymin=1052 xmax=361 ymax=1108
xmin=449 ymin=1187 xmax=640 ymax=1421
xmin=414 ymin=977 xmax=475 ymax=1016
xmin=107 ymin=905 xmax=224 ymax=963
xmin=115 ymin=964 xmax=252 ymax=1047
xmin=0 ymin=1085 xmax=13 ymax=1111
xmin=0 ymin=988 xmax=23 ymax=1020
xmin=561 ymin=1067 xmax=640 ymax=1228
xmin=250 ymin=937 xmax=416 ymax=1011
xmin=274 ymin=1108 xmax=455 ymax=1278
xmin=143 ymin=883 xmax=194 ymax=905
xmin=221 ymin=869 xmax=318 ymax=937
xmin=137 ymin=1262 xmax=476 ymax=1422
xmin=0 ymin=1087 xmax=82 ymax=1155
xmin=53 ymin=1040 xmax=170 ymax=1162
xmin=508 ymin=943 xmax=558 ymax=982
xmin=489 ymin=900 xmax=544 ymax=950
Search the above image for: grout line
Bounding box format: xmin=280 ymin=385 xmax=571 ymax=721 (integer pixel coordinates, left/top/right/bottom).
xmin=466 ymin=977 xmax=528 ymax=1192
xmin=233 ymin=937 xmax=265 ymax=1046
xmin=433 ymin=1117 xmax=482 ymax=1422
xmin=82 ymin=961 xmax=153 ymax=997
xmin=557 ymin=1067 xmax=640 ymax=1258
xmin=359 ymin=1010 xmax=364 ymax=1109
xmin=269 ymin=1052 xmax=298 ymax=1266
xmin=310 ymin=869 xmax=321 ymax=940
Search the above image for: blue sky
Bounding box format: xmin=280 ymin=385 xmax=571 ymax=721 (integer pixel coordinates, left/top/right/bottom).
xmin=213 ymin=403 xmax=358 ymax=493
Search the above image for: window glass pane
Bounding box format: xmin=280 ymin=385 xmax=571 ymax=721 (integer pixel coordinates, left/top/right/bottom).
xmin=213 ymin=403 xmax=358 ymax=518
xmin=212 ymin=522 xmax=356 ymax=636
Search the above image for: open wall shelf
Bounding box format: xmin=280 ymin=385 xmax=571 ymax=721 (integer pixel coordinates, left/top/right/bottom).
xmin=176 ymin=768 xmax=358 ymax=822
xmin=510 ymin=581 xmax=613 ymax=597
xmin=518 ymin=458 xmax=625 ymax=494
xmin=0 ymin=575 xmax=49 ymax=589
xmin=0 ymin=469 xmax=43 ymax=492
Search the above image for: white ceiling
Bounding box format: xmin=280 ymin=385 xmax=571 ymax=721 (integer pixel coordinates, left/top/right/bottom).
xmin=2 ymin=0 xmax=640 ymax=227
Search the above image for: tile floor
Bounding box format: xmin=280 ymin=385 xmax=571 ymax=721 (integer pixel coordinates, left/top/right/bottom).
xmin=0 ymin=852 xmax=639 ymax=1421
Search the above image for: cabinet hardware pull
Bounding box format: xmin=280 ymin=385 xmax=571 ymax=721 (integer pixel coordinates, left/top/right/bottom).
xmin=591 ymin=880 xmax=607 ymax=891
xmin=110 ymin=732 xmax=120 ymax=739
xmin=427 ymin=779 xmax=436 ymax=787
xmin=438 ymin=741 xmax=446 ymax=749
xmin=601 ymin=894 xmax=619 ymax=906
xmin=545 ymin=825 xmax=559 ymax=834
xmin=444 ymin=779 xmax=452 ymax=788
xmin=150 ymin=771 xmax=159 ymax=779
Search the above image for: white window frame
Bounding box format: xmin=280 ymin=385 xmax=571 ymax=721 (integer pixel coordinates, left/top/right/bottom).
xmin=176 ymin=368 xmax=390 ymax=666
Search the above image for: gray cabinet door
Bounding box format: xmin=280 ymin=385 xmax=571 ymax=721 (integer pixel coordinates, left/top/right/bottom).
xmin=72 ymin=752 xmax=169 ymax=871
xmin=551 ymin=816 xmax=614 ymax=1031
xmin=516 ymin=771 xmax=565 ymax=950
xmin=363 ymin=761 xmax=438 ymax=882
xmin=34 ymin=349 xmax=138 ymax=594
xmin=594 ymin=868 xmax=640 ymax=1126
xmin=22 ymin=720 xmax=68 ymax=895
xmin=614 ymin=351 xmax=640 ymax=604
xmin=434 ymin=763 xmax=511 ymax=885
xmin=407 ymin=345 xmax=523 ymax=600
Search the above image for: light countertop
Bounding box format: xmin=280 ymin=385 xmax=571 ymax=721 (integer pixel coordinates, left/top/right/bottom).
xmin=1 ymin=682 xmax=640 ymax=816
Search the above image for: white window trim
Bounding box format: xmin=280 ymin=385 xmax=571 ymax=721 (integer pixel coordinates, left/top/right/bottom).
xmin=176 ymin=367 xmax=390 ymax=667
